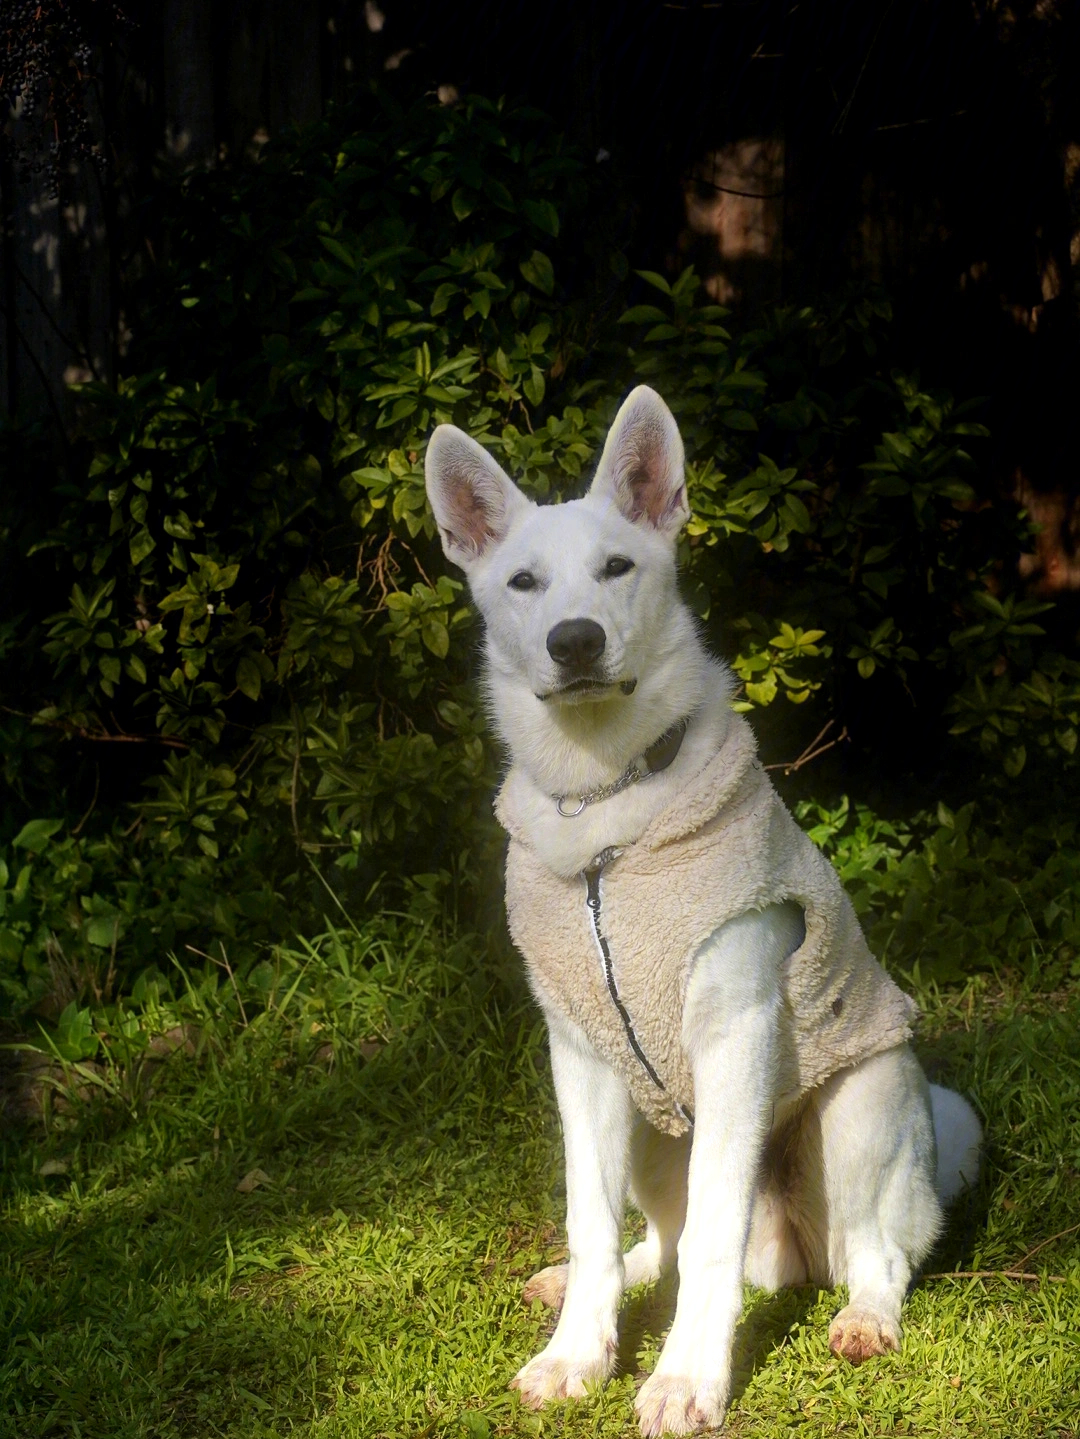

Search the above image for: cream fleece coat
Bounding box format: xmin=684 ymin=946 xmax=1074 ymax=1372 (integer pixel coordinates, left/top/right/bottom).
xmin=496 ymin=713 xmax=917 ymax=1136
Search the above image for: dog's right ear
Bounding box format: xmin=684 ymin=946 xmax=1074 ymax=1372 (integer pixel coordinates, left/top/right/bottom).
xmin=424 ymin=427 xmax=532 ymax=569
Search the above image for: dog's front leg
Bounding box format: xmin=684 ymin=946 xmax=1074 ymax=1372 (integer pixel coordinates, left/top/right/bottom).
xmin=513 ymin=1006 xmax=633 ymax=1408
xmin=636 ymin=905 xmax=798 ymax=1437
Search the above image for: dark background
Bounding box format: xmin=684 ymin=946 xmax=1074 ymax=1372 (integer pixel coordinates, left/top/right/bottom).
xmin=3 ymin=0 xmax=1080 ymax=586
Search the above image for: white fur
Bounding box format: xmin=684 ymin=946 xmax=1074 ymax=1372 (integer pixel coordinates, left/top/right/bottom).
xmin=425 ymin=386 xmax=983 ymax=1435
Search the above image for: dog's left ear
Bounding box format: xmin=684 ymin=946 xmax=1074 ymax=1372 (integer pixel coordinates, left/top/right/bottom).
xmin=590 ymin=386 xmax=689 ymax=537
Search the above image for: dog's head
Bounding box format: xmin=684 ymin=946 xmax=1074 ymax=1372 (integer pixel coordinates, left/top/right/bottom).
xmin=425 ymin=386 xmax=691 ymax=708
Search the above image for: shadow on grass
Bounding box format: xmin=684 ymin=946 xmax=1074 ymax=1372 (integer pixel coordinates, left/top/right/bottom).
xmin=0 ymin=991 xmax=557 ymax=1437
xmin=615 ymin=1270 xmax=678 ymax=1377
xmin=616 ymin=1273 xmax=819 ymax=1408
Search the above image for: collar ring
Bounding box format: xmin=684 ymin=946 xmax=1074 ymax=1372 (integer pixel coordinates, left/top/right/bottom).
xmin=553 ymin=717 xmax=689 ymax=819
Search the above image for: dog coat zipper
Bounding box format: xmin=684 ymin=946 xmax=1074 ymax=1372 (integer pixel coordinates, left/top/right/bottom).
xmin=582 ymin=852 xmax=694 ymax=1128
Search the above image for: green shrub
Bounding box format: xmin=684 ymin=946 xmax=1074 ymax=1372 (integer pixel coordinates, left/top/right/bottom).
xmin=799 ymin=796 xmax=1080 ymax=989
xmin=2 ymin=88 xmax=1077 ymax=1019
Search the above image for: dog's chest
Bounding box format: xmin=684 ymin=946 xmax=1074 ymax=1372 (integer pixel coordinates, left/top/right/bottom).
xmin=505 ymin=840 xmax=697 ymax=1135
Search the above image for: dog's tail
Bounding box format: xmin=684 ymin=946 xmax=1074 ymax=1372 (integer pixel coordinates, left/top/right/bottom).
xmin=929 ymin=1084 xmax=982 ymax=1205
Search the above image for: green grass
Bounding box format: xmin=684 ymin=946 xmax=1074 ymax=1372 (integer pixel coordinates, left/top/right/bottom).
xmin=1 ymin=920 xmax=1079 ymax=1439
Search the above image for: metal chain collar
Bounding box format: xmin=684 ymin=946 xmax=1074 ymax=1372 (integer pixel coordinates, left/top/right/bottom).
xmin=556 ymin=763 xmax=645 ymax=817
xmin=554 ymin=719 xmax=688 ymax=818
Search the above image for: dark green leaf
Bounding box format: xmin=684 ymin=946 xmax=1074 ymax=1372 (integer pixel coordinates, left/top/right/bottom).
xmin=522 ymin=198 xmax=560 ymax=236
xmin=13 ymin=819 xmax=64 ymax=854
xmin=451 ymin=188 xmax=476 ymax=221
xmin=519 ymin=250 xmax=555 ymax=295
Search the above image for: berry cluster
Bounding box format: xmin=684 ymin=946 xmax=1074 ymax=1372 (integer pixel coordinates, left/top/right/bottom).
xmin=1 ymin=0 xmax=131 ymax=188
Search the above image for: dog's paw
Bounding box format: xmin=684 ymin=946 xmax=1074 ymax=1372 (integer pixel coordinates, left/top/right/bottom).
xmin=522 ymin=1263 xmax=568 ymax=1310
xmin=828 ymin=1304 xmax=901 ymax=1364
xmin=635 ymin=1373 xmax=727 ymax=1436
xmin=511 ymin=1344 xmax=615 ymax=1408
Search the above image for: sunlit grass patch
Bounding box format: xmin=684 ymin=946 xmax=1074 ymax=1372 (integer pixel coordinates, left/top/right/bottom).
xmin=1 ymin=917 xmax=1078 ymax=1438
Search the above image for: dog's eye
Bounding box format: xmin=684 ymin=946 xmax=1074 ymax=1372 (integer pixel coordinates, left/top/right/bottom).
xmin=603 ymin=555 xmax=635 ymax=578
xmin=508 ymin=571 xmax=537 ymax=592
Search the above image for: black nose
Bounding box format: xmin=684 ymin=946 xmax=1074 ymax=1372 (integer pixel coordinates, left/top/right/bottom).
xmin=546 ymin=618 xmax=607 ymax=668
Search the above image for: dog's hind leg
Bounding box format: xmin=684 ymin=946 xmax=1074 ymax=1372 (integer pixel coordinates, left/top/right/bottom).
xmin=626 ymin=1123 xmax=690 ymax=1287
xmin=816 ymin=1045 xmax=943 ymax=1363
xmin=524 ymin=1123 xmax=689 ymax=1310
xmin=743 ymin=1181 xmax=809 ymax=1291
xmin=521 ymin=1263 xmax=570 ymax=1310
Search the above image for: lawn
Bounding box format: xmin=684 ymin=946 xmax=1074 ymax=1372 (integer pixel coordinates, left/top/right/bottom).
xmin=1 ymin=919 xmax=1078 ymax=1439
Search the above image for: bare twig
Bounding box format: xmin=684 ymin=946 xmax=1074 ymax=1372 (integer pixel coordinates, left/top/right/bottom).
xmin=185 ymin=944 xmax=248 ymax=1026
xmin=358 ymin=530 xmax=436 ymax=599
xmin=80 ymin=729 xmax=187 ymax=747
xmin=0 ymin=705 xmax=188 ymax=749
xmin=290 ymin=710 xmax=302 ymax=847
xmin=922 ymin=1270 xmax=1066 ymax=1284
xmin=833 ymin=0 xmax=894 ymax=136
xmin=232 ymin=739 xmax=264 ymax=783
xmin=399 ymin=536 xmax=435 ymax=591
xmin=359 ymin=531 xmax=400 ymax=599
xmin=876 ymin=112 xmax=968 ymax=132
xmin=764 ymin=720 xmax=849 ymax=777
xmin=688 ymin=172 xmax=784 ymax=201
xmin=71 ymin=763 xmax=100 ymax=837
xmin=1012 ymin=1223 xmax=1080 ymax=1272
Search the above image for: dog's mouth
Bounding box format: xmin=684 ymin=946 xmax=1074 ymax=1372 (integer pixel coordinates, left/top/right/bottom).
xmin=536 ymin=677 xmax=638 ymax=703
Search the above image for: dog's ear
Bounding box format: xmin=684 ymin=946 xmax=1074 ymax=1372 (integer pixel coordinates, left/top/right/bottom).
xmin=425 ymin=426 xmax=532 ymax=568
xmin=590 ymin=386 xmax=689 ymax=537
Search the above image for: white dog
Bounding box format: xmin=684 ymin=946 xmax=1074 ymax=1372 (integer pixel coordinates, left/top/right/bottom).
xmin=425 ymin=386 xmax=982 ymax=1436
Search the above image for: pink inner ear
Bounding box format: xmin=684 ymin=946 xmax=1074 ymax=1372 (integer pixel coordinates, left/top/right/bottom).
xmin=447 ymin=473 xmax=497 ymax=553
xmin=623 ymin=440 xmax=683 ymax=528
xmin=627 ymin=467 xmax=681 ymax=527
xmin=626 ymin=468 xmax=652 ymax=523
